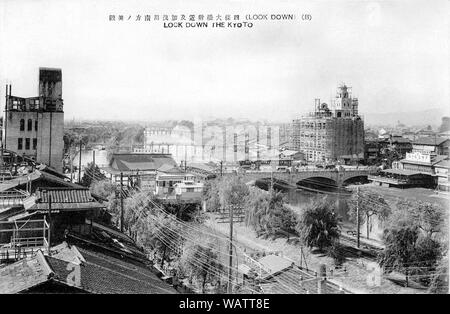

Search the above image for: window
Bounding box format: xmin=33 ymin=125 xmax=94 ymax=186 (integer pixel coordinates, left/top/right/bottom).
xmin=33 ymin=138 xmax=37 ymax=150
xmin=18 ymin=138 xmax=23 ymax=150
xmin=30 ymin=99 xmax=40 ymax=110
xmin=25 ymin=138 xmax=30 ymax=150
xmin=186 ymin=188 xmax=194 ymax=193
xmin=35 ymin=120 xmax=38 ymax=131
xmin=27 ymin=119 xmax=32 ymax=131
xmin=20 ymin=119 xmax=25 ymax=131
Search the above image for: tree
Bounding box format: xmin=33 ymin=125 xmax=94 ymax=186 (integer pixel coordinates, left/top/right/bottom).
xmin=218 ymin=175 xmax=249 ymax=209
xmin=81 ymin=162 xmax=106 ymax=187
xmin=378 ymin=225 xmax=419 ymax=286
xmin=412 ymin=236 xmax=442 ymax=286
xmin=327 ymin=241 xmax=346 ymax=267
xmin=378 ymin=200 xmax=447 ymax=287
xmin=180 ymin=241 xmax=224 ymax=293
xmin=347 ymin=189 xmax=391 ymax=239
xmin=203 ymin=176 xmax=249 ymax=212
xmin=150 ymin=215 xmax=184 ymax=269
xmin=90 ymin=179 xmax=120 ymax=225
xmin=378 ymin=225 xmax=442 ymax=287
xmin=378 ymin=147 xmax=402 ymax=169
xmin=395 ymin=200 xmax=446 ymax=238
xmin=428 ymin=256 xmax=449 ymax=294
xmin=244 ymin=189 xmax=298 ymax=239
xmin=202 ymin=180 xmax=221 ymax=212
xmin=296 ymin=197 xmax=341 ymax=252
xmin=133 ymin=127 xmax=145 ymax=144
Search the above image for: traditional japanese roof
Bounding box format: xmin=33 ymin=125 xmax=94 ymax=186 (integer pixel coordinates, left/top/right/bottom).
xmin=23 ymin=187 xmax=106 ymax=212
xmin=36 ymin=188 xmax=93 ymax=203
xmin=0 ymin=244 xmax=177 ymax=294
xmin=390 ymin=137 xmax=412 ymax=144
xmin=413 ymin=137 xmax=450 ymax=146
xmin=186 ymin=162 xmax=217 ymax=173
xmin=258 ymin=254 xmax=294 ymax=277
xmin=0 ymin=251 xmax=53 ymax=294
xmin=255 ymin=255 xmax=348 ymax=294
xmin=108 ymin=153 xmax=179 ymax=172
xmin=46 ymin=247 xmax=177 ymax=294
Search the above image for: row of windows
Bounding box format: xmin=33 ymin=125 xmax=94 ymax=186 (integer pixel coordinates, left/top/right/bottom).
xmin=300 ymin=122 xmax=327 ymax=129
xmin=17 ymin=138 xmax=37 ymax=150
xmin=19 ymin=119 xmax=38 ymax=131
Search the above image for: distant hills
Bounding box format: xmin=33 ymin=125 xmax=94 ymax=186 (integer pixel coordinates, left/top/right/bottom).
xmin=364 ymin=107 xmax=449 ymax=127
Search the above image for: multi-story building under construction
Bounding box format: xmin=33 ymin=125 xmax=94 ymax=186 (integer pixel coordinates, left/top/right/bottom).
xmin=2 ymin=68 xmax=64 ymax=172
xmin=292 ymin=84 xmax=364 ymax=164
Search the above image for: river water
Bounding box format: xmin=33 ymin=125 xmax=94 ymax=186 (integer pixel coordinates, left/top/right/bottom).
xmin=70 ymin=149 xmax=109 ymax=168
xmin=286 ymin=187 xmax=352 ymax=221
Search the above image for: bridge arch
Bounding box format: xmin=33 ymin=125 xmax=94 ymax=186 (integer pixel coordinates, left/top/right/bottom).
xmin=254 ymin=177 xmax=291 ymax=191
xmin=342 ymin=175 xmax=370 ymax=186
xmin=296 ymin=176 xmax=338 ymax=190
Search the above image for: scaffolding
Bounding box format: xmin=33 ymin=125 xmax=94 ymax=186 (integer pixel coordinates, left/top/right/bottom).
xmin=0 ymin=218 xmax=49 ymax=262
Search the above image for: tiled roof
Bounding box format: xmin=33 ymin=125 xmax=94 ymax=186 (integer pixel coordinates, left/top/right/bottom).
xmin=186 ymin=162 xmax=217 ymax=173
xmin=0 ymin=251 xmax=52 ymax=294
xmin=259 ymin=266 xmax=344 ymax=294
xmin=413 ymin=137 xmax=449 ymax=146
xmin=47 ymin=247 xmax=177 ymax=294
xmin=258 ymin=254 xmax=294 ymax=276
xmin=23 ymin=188 xmax=106 ymax=212
xmin=36 ymin=188 xmax=93 ymax=203
xmin=110 ymin=153 xmax=179 ymax=172
xmin=0 ymin=244 xmax=177 ymax=294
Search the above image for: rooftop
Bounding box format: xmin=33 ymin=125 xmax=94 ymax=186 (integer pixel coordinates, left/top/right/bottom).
xmin=434 ymin=159 xmax=450 ymax=169
xmin=0 ymin=169 xmax=78 ymax=193
xmin=381 ymin=169 xmax=432 ymax=176
xmin=108 ymin=153 xmax=179 ymax=172
xmin=413 ymin=137 xmax=450 ymax=146
xmin=0 ymin=243 xmax=177 ymax=294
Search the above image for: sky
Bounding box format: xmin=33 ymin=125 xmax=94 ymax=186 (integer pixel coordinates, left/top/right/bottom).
xmin=0 ymin=0 xmax=448 ymax=122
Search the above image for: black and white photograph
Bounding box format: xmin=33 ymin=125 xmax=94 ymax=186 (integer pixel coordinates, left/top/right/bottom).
xmin=0 ymin=0 xmax=448 ymax=300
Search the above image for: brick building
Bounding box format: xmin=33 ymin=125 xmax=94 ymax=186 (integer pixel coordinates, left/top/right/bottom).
xmin=2 ymin=68 xmax=64 ymax=172
xmin=292 ymin=84 xmax=365 ymax=164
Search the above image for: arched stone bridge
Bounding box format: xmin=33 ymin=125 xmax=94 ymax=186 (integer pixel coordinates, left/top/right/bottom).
xmin=224 ymin=167 xmax=379 ymax=188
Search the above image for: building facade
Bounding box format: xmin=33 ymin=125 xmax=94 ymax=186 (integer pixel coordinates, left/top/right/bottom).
xmin=412 ymin=137 xmax=450 ymax=156
xmin=2 ymin=68 xmax=64 ymax=172
xmin=292 ymin=84 xmax=365 ymax=164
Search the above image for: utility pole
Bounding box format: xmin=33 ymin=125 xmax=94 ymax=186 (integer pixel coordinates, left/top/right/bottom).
xmin=70 ymin=153 xmax=73 ymax=183
xmin=356 ymin=186 xmax=360 ymax=248
xmin=184 ymin=145 xmax=187 ymax=172
xmin=228 ymin=205 xmax=234 ymax=294
xmin=120 ymin=172 xmax=124 ymax=232
xmin=220 ymin=160 xmax=223 ymax=177
xmin=47 ymin=191 xmax=52 ymax=256
xmin=93 ymin=149 xmax=96 ymax=166
xmin=270 ymin=169 xmax=274 ymax=194
xmin=78 ymin=140 xmax=82 ymax=183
